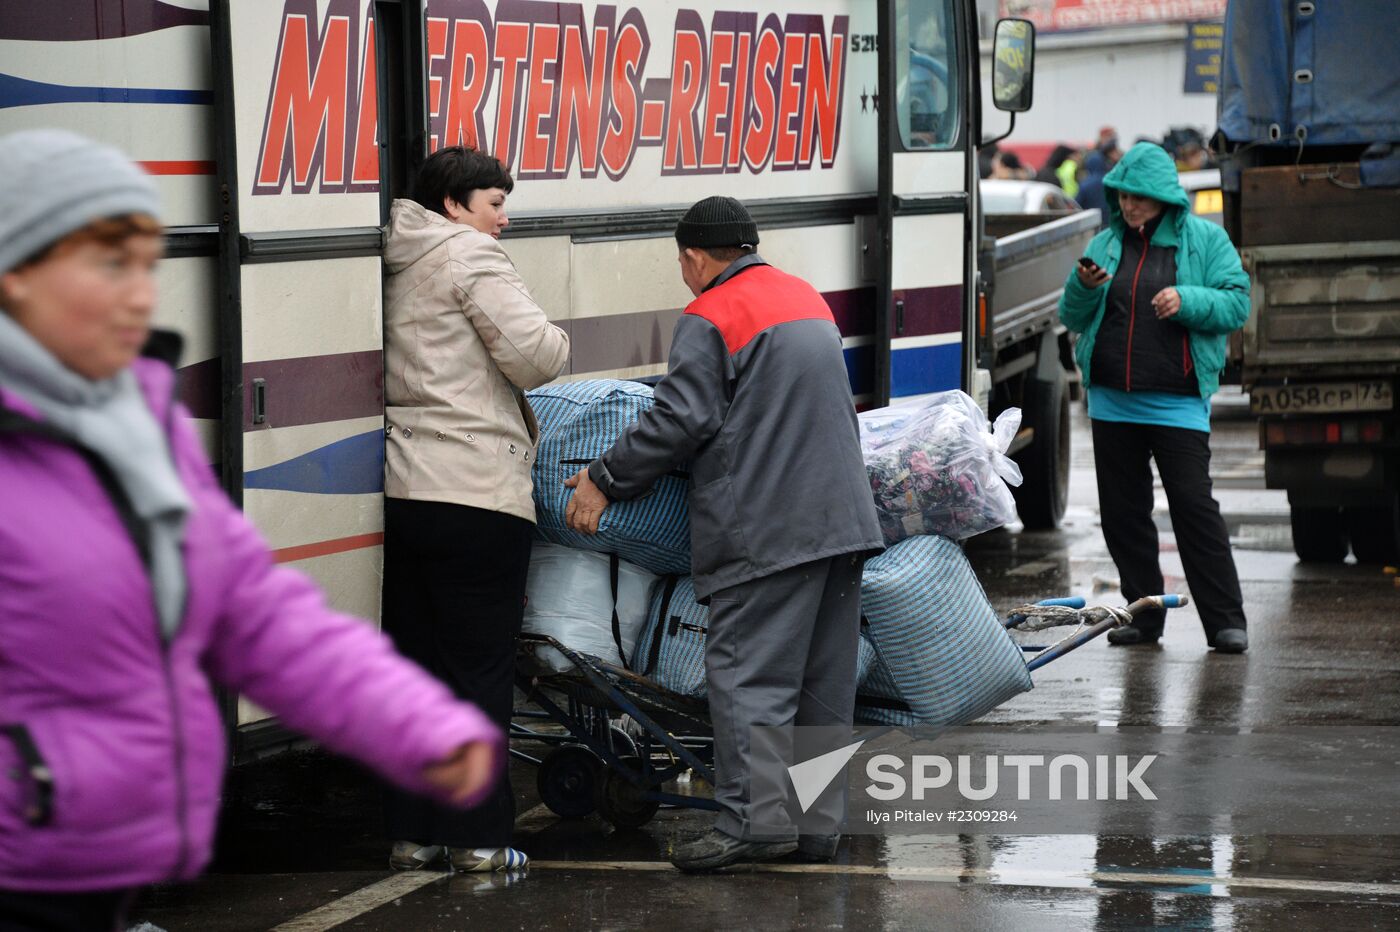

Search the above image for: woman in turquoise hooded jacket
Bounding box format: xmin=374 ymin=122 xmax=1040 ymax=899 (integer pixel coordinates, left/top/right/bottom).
xmin=1058 ymin=142 xmax=1251 ymax=652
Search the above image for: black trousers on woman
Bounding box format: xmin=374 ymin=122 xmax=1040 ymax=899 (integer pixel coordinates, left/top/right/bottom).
xmin=1091 ymin=419 xmax=1247 ymax=640
xmin=0 ymin=888 xmax=133 ymax=932
xmin=381 ymin=497 xmax=532 ymax=848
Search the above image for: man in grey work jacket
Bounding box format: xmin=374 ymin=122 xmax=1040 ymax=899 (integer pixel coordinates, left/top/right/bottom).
xmin=566 ymin=196 xmax=883 ymax=872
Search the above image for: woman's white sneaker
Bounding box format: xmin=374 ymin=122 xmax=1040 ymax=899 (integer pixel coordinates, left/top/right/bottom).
xmin=448 ymin=847 xmax=530 ymax=872
xmin=389 ymin=840 xmax=446 ymax=870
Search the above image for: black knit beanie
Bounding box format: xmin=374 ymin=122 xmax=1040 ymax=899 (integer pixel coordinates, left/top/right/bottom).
xmin=674 ymin=196 xmax=759 ymax=249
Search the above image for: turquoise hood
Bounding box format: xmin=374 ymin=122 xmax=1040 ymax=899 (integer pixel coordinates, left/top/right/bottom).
xmin=1056 ymin=143 xmax=1251 ymax=399
xmin=1102 ymin=142 xmax=1192 ymax=226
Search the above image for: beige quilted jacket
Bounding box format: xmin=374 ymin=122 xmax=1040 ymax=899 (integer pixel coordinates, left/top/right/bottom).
xmin=383 ymin=199 xmax=569 ymax=522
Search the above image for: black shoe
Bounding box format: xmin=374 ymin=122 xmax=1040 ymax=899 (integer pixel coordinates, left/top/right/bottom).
xmin=1107 ymin=626 xmax=1161 ymax=646
xmin=1209 ymin=628 xmax=1248 ymax=653
xmin=670 ymin=829 xmax=797 ymax=873
xmin=788 ymin=834 xmax=841 ymax=864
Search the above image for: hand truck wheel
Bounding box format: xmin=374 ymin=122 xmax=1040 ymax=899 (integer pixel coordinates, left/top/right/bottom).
xmin=536 ymin=744 xmax=601 ymax=819
xmin=594 ymin=756 xmax=661 ymax=830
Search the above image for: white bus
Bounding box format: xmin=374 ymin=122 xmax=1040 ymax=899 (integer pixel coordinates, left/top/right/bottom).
xmin=0 ymin=0 xmax=1084 ymax=756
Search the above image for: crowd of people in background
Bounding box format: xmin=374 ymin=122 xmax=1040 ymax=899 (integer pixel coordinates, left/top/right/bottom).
xmin=981 ymin=125 xmax=1215 ymax=228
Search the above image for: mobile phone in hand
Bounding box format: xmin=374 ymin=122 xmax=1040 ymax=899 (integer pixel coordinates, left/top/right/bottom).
xmin=1078 ymin=256 xmax=1100 ymax=273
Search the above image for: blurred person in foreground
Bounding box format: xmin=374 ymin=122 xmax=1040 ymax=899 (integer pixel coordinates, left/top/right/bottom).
xmin=1058 ymin=142 xmax=1250 ymax=654
xmin=0 ymin=130 xmax=504 ymax=932
xmin=563 ymin=197 xmax=884 ymax=872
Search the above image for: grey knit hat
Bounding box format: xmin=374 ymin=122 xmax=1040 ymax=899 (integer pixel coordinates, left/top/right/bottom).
xmin=0 ymin=129 xmax=161 ymax=275
xmin=675 ymin=196 xmax=759 ymax=249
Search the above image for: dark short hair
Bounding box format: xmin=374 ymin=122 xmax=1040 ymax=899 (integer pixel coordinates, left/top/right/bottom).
xmin=411 ymin=146 xmax=513 ymax=217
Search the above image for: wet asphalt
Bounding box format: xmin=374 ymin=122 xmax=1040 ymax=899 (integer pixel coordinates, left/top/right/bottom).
xmin=131 ymin=390 xmax=1400 ymax=930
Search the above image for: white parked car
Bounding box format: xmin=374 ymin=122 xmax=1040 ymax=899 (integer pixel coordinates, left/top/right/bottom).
xmin=1178 ymin=168 xmax=1224 ymax=225
xmin=979 ymin=179 xmax=1081 ymax=214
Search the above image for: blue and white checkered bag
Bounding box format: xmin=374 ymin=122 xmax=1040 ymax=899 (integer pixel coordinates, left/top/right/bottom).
xmin=855 ymin=632 xmax=878 ymax=690
xmin=634 ymin=576 xmax=884 ymax=704
xmin=633 ymin=575 xmax=709 ymax=698
xmin=528 ymin=380 xmax=691 ymax=575
xmin=854 ymin=535 xmax=1032 ymax=727
xmin=855 ymin=641 xmax=915 ymax=727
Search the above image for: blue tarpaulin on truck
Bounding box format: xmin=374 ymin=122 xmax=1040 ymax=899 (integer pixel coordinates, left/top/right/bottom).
xmin=1218 ymin=0 xmax=1400 ymax=148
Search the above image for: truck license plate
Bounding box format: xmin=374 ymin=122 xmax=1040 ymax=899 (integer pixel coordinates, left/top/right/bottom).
xmin=1250 ymin=381 xmax=1394 ymax=415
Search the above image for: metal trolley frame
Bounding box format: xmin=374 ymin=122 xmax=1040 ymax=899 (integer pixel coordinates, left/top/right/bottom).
xmin=511 ymin=594 xmax=1186 ymax=828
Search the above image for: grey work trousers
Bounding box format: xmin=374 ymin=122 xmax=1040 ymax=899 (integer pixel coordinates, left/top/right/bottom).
xmin=705 ymin=553 xmax=865 ymax=842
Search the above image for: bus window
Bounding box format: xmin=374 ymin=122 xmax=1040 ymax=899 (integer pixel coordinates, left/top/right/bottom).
xmin=896 ymin=0 xmax=959 ymax=150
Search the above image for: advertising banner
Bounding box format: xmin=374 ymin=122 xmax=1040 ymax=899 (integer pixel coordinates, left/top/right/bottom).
xmin=999 ymin=0 xmax=1227 ymax=34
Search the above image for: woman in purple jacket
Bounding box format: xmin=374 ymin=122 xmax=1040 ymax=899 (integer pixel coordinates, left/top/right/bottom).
xmin=0 ymin=131 xmax=506 ymax=931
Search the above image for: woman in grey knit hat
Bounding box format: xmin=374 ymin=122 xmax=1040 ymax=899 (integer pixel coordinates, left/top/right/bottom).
xmin=0 ymin=130 xmax=504 ymax=931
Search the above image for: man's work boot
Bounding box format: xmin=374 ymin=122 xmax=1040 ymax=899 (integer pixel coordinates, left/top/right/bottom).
xmin=670 ymin=829 xmax=797 ymax=873
xmin=789 ymin=834 xmax=841 ymax=864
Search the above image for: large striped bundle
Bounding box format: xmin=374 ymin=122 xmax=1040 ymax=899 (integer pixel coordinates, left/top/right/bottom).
xmin=855 ymin=633 xmax=878 ymax=690
xmin=528 ymin=380 xmax=691 ymax=575
xmin=634 ymin=576 xmax=883 ymax=704
xmin=520 ymin=544 xmax=659 ymax=673
xmin=855 ymin=646 xmax=914 ymax=727
xmin=854 ymin=535 xmax=1032 ymax=727
xmin=633 ymin=575 xmax=709 ymax=698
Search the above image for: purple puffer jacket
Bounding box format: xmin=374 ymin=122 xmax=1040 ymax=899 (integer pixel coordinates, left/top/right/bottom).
xmin=0 ymin=353 xmax=504 ymax=893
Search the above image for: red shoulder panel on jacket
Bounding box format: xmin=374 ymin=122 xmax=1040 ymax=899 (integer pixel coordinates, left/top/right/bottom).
xmin=685 ymin=265 xmax=836 ymax=354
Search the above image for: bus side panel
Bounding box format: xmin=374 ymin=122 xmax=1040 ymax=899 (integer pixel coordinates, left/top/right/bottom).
xmin=154 ymin=256 xmax=222 ymax=462
xmin=887 ymin=147 xmax=968 ymax=403
xmin=226 ymin=2 xmax=386 ymax=726
xmin=890 ymin=212 xmax=964 ymax=400
xmin=0 ymin=11 xmax=219 ymax=225
xmin=0 ymin=10 xmax=222 ymax=450
xmin=563 ymin=224 xmax=874 ymax=400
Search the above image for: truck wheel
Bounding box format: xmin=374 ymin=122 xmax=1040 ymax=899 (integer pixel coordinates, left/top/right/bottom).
xmin=1290 ymin=505 xmax=1349 ymax=564
xmin=1012 ymin=372 xmax=1070 ymax=530
xmin=1343 ymin=495 xmax=1400 ymax=565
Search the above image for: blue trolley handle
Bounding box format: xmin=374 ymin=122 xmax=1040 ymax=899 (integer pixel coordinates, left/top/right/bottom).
xmin=1025 ymin=594 xmax=1189 ymax=671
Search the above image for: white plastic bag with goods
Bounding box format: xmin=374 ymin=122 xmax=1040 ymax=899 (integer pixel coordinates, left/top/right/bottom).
xmin=858 ymin=390 xmax=1023 ymax=543
xmin=522 ymin=543 xmax=659 ymax=672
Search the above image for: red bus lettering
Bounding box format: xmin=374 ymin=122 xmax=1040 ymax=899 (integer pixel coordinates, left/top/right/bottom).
xmin=442 ymin=18 xmax=491 ymax=149
xmin=602 ymin=20 xmax=645 ymax=178
xmin=726 ymin=30 xmax=752 ymax=171
xmin=519 ymin=23 xmax=560 ymax=174
xmin=800 ymin=25 xmax=844 ymax=168
xmin=256 ymin=13 xmax=352 ymax=190
xmin=663 ymin=26 xmax=704 ymax=172
xmin=700 ymin=31 xmax=734 ymax=170
xmin=350 ymin=15 xmax=379 ymax=184
xmin=425 ymin=17 xmax=449 ymax=148
xmin=743 ymin=24 xmax=781 ymax=172
xmin=554 ymin=23 xmax=611 ymax=176
xmin=774 ymin=31 xmax=806 ymax=168
xmin=492 ymin=21 xmax=530 ymax=166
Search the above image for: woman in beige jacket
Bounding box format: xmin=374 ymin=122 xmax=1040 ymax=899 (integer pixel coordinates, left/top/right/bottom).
xmin=381 ymin=147 xmax=569 ymax=872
